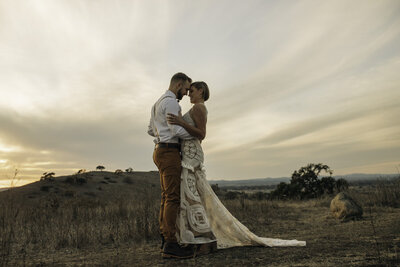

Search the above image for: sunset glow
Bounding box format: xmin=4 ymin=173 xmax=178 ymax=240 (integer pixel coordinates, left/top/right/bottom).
xmin=1 ymin=0 xmax=399 ymax=187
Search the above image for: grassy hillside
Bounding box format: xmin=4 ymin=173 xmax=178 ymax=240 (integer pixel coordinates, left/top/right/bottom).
xmin=1 ymin=172 xmax=399 ymax=266
xmin=0 ymin=170 xmax=160 ymax=202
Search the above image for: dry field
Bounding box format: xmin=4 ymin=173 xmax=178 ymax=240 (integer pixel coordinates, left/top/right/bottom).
xmin=1 ymin=171 xmax=399 ymax=266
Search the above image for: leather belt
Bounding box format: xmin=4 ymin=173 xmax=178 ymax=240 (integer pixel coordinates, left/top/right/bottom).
xmin=155 ymin=142 xmax=180 ymax=150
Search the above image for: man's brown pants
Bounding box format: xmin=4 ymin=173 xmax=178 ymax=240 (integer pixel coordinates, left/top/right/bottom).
xmin=153 ymin=147 xmax=181 ymax=243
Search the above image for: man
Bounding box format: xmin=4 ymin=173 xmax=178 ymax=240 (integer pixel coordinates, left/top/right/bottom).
xmin=148 ymin=72 xmax=194 ymax=259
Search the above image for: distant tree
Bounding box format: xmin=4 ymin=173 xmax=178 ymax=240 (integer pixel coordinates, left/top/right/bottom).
xmin=271 ymin=163 xmax=340 ymax=200
xmin=290 ymin=163 xmax=333 ymax=199
xmin=115 ymin=169 xmax=123 ymax=175
xmin=41 ymin=172 xmax=55 ymax=181
xmin=77 ymin=169 xmax=86 ymax=174
xmin=125 ymin=167 xmax=134 ymax=173
xmin=96 ymin=165 xmax=105 ymax=172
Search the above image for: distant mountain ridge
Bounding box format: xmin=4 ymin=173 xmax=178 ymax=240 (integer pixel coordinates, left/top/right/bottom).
xmin=209 ymin=173 xmax=399 ymax=187
xmin=1 ymin=172 xmax=398 ymax=190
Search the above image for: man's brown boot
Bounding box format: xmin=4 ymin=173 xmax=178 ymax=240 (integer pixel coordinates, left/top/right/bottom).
xmin=162 ymin=242 xmax=194 ymax=259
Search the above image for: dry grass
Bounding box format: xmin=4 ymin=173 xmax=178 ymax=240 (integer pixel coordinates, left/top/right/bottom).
xmin=1 ymin=174 xmax=400 ymax=266
xmin=0 ymin=173 xmax=160 ymax=266
xmin=349 ymin=177 xmax=400 ymax=208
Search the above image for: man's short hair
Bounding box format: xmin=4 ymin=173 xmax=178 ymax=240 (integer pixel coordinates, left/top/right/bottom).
xmin=170 ymin=72 xmax=192 ymax=85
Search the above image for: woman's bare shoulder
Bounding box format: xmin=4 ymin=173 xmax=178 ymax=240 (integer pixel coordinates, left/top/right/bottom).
xmin=192 ymin=103 xmax=207 ymax=113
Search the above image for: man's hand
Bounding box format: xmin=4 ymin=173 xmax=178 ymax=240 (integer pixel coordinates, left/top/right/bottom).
xmin=167 ymin=113 xmax=185 ymax=126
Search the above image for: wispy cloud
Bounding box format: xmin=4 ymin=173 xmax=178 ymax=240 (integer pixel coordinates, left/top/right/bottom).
xmin=0 ymin=0 xmax=399 ymax=184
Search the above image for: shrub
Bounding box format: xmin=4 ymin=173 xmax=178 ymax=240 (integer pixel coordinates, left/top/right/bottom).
xmin=270 ymin=163 xmax=348 ymax=199
xmin=40 ymin=172 xmax=55 ymax=182
xmin=270 ymin=182 xmax=301 ymax=200
xmin=320 ymin=176 xmax=336 ymax=194
xmin=75 ymin=169 xmax=86 ymax=175
xmin=335 ymin=178 xmax=349 ymax=192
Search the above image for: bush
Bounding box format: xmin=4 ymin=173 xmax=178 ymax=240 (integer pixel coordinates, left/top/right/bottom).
xmin=320 ymin=176 xmax=336 ymax=194
xmin=40 ymin=172 xmax=55 ymax=182
xmin=270 ymin=163 xmax=348 ymax=200
xmin=335 ymin=178 xmax=349 ymax=192
xmin=270 ymin=182 xmax=301 ymax=200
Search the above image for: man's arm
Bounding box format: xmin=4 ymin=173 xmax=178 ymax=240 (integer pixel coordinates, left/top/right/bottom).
xmin=147 ymin=106 xmax=156 ymax=137
xmin=164 ymin=99 xmax=192 ymax=140
xmin=147 ymin=119 xmax=155 ymax=137
xmin=166 ymin=104 xmax=207 ymax=140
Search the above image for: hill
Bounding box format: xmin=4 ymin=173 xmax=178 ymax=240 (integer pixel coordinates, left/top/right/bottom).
xmin=0 ymin=170 xmax=160 ymax=204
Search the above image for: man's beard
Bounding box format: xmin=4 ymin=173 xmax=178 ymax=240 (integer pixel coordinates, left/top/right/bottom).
xmin=176 ymin=90 xmax=184 ymax=101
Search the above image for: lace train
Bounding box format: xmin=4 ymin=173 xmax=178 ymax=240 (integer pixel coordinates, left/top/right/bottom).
xmin=176 ymin=110 xmax=306 ymax=248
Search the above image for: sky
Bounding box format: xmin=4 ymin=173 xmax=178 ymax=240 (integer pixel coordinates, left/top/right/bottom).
xmin=1 ymin=0 xmax=400 ymax=187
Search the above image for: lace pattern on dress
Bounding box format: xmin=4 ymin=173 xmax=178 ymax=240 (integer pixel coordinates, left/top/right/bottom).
xmin=176 ymin=108 xmax=306 ymax=248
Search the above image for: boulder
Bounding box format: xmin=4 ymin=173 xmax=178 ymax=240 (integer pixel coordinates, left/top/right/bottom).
xmin=330 ymin=192 xmax=363 ymax=221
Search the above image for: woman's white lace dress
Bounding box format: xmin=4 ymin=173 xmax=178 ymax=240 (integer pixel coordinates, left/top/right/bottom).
xmin=176 ymin=107 xmax=306 ymax=249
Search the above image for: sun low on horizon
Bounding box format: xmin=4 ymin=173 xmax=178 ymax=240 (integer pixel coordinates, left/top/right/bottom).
xmin=1 ymin=0 xmax=400 ymax=188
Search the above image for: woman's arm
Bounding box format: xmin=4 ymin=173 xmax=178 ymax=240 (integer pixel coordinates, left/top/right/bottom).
xmin=167 ymin=104 xmax=207 ymax=141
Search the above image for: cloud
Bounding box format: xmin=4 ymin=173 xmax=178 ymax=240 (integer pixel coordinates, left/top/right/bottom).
xmin=0 ymin=108 xmax=155 ymax=181
xmin=0 ymin=0 xmax=400 ymax=184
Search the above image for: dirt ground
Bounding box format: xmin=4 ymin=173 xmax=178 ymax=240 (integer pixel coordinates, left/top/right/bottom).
xmin=6 ymin=200 xmax=399 ymax=266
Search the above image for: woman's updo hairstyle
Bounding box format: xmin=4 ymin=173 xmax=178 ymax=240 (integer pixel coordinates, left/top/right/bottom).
xmin=191 ymin=81 xmax=210 ymax=101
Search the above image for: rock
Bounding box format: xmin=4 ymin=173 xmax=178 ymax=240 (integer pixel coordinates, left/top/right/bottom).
xmin=330 ymin=192 xmax=363 ymax=221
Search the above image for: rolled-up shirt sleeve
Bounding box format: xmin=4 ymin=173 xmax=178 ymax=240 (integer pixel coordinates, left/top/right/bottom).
xmin=147 ymin=105 xmax=156 ymax=137
xmin=147 ymin=119 xmax=155 ymax=137
xmin=165 ymin=99 xmax=192 ymax=140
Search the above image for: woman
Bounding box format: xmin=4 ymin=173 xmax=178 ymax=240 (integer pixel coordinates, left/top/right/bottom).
xmin=167 ymin=82 xmax=305 ymax=253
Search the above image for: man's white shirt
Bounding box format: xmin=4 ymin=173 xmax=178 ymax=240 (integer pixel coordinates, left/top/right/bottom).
xmin=148 ymin=90 xmax=192 ymax=144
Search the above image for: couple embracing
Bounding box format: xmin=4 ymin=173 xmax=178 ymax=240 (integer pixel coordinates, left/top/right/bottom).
xmin=148 ymin=72 xmax=305 ymax=259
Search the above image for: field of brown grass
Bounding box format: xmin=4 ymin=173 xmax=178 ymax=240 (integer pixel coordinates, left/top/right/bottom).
xmin=1 ymin=172 xmax=399 ymax=266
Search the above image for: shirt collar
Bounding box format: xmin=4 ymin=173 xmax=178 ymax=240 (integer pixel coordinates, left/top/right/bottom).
xmin=165 ymin=90 xmax=177 ymax=99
